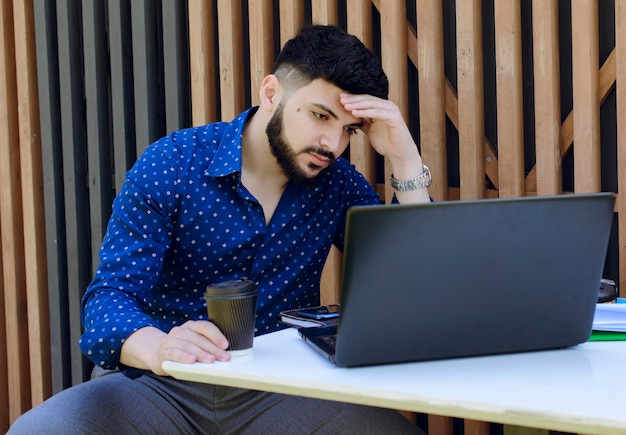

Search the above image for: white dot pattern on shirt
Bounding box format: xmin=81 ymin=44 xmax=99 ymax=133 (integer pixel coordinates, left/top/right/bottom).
xmin=79 ymin=107 xmax=381 ymax=370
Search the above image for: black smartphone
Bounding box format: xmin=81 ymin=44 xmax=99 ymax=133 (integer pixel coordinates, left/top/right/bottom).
xmin=297 ymin=305 xmax=340 ymax=320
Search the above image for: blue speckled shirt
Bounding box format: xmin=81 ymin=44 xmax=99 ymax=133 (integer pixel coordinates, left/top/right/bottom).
xmin=79 ymin=107 xmax=381 ymax=371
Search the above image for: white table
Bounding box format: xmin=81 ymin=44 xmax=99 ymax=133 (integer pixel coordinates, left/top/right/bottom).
xmin=163 ymin=328 xmax=626 ymax=435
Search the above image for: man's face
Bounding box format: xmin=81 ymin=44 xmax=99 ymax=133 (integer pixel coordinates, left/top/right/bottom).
xmin=265 ymin=79 xmax=363 ymax=187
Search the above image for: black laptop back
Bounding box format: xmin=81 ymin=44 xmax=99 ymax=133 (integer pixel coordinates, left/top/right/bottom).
xmin=303 ymin=193 xmax=615 ymax=367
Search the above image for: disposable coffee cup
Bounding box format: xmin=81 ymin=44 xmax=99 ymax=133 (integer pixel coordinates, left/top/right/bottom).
xmin=204 ymin=278 xmax=258 ymax=359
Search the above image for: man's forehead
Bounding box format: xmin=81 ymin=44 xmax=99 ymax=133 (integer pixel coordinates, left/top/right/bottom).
xmin=290 ymin=80 xmax=361 ymax=122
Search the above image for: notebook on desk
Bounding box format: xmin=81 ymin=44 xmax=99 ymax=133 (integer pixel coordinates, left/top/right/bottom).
xmin=299 ymin=193 xmax=616 ymax=367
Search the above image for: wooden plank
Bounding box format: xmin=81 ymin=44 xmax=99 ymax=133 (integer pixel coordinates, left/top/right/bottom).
xmin=108 ymin=0 xmax=136 ymax=192
xmin=13 ymin=0 xmax=52 ymax=408
xmin=428 ymin=414 xmax=454 ymax=435
xmin=188 ymin=0 xmax=217 ymax=125
xmin=217 ymin=0 xmax=244 ymax=121
xmin=464 ymin=419 xmax=490 ymax=435
xmin=0 ymin=221 xmax=6 ymax=432
xmin=617 ymin=0 xmax=626 ymax=297
xmin=312 ymin=0 xmax=338 ymax=25
xmin=348 ymin=0 xmax=372 ymax=47
xmin=416 ymin=0 xmax=447 ymax=201
xmin=162 ymin=0 xmax=190 ymax=133
xmin=531 ymin=0 xmax=561 ymax=196
xmin=379 ymin=0 xmax=407 ymax=204
xmin=0 ymin=0 xmax=30 ymax=420
xmin=279 ymin=0 xmax=304 ymax=46
xmin=571 ymin=1 xmax=600 ymax=193
xmin=0 ymin=3 xmax=12 ymax=432
xmin=494 ymin=0 xmax=524 ymax=198
xmin=456 ymin=0 xmax=485 ymax=199
xmin=347 ymin=133 xmax=375 ymax=185
xmin=248 ymin=0 xmax=274 ymax=106
xmin=320 ymin=246 xmax=342 ymax=306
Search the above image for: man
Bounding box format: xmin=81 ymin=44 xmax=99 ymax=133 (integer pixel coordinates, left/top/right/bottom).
xmin=10 ymin=24 xmax=430 ymax=433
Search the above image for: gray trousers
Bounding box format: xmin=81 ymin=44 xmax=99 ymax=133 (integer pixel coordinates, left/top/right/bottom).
xmin=8 ymin=372 xmax=424 ymax=434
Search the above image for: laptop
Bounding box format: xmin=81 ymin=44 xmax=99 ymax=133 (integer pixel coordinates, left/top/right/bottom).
xmin=299 ymin=193 xmax=616 ymax=367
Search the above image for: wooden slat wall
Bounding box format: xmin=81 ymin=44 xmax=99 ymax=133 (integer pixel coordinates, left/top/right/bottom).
xmin=416 ymin=0 xmax=447 ymax=202
xmin=1 ymin=0 xmax=50 ymax=429
xmin=532 ymin=0 xmax=561 ymax=196
xmin=188 ymin=0 xmax=217 ymax=126
xmin=13 ymin=0 xmax=50 ymax=412
xmin=456 ymin=0 xmax=486 ymax=200
xmin=279 ymin=0 xmax=305 ymax=45
xmin=494 ymin=0 xmax=524 ymax=198
xmin=1 ymin=1 xmax=625 ymax=434
xmin=0 ymin=1 xmax=29 ymax=426
xmin=217 ymin=0 xmax=245 ymax=121
xmin=248 ymin=0 xmax=274 ymax=106
xmin=572 ymin=1 xmax=601 ymax=194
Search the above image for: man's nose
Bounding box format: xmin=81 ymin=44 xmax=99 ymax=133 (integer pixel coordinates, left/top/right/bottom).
xmin=320 ymin=129 xmax=346 ymax=154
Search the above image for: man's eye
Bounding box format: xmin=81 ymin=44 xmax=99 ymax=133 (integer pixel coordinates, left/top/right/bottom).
xmin=345 ymin=127 xmax=358 ymax=135
xmin=313 ymin=112 xmax=328 ymax=121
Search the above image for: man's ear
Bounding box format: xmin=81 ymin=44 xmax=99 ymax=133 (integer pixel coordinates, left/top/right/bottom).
xmin=259 ymin=74 xmax=281 ymax=110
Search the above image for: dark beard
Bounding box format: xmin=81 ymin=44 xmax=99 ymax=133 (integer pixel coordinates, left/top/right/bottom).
xmin=266 ymin=103 xmax=336 ymax=188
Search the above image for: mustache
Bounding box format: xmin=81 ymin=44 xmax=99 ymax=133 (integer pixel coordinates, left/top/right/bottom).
xmin=304 ymin=147 xmax=336 ymax=163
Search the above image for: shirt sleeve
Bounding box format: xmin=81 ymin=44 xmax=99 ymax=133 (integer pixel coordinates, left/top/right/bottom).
xmin=79 ymin=140 xmax=180 ymax=370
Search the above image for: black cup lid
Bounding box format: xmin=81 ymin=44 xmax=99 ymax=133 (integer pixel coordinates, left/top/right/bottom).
xmin=204 ymin=278 xmax=257 ymax=298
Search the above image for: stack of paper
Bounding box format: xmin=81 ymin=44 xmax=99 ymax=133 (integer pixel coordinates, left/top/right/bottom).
xmin=590 ymin=303 xmax=626 ymax=341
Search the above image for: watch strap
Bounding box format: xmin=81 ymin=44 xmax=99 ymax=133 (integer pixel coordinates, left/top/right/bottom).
xmin=390 ymin=164 xmax=432 ymax=191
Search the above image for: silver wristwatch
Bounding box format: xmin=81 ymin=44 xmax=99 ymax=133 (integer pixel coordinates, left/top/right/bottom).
xmin=390 ymin=164 xmax=432 ymax=191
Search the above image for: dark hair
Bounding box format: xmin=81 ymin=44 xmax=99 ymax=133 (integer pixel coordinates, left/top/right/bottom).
xmin=272 ymin=25 xmax=389 ymax=100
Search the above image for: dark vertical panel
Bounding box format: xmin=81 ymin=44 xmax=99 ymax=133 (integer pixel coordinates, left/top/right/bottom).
xmin=33 ymin=0 xmax=70 ymax=395
xmin=55 ymin=0 xmax=92 ymax=385
xmin=599 ymin=2 xmax=619 ymax=285
xmin=108 ymin=0 xmax=136 ymax=193
xmin=161 ymin=0 xmax=191 ymax=134
xmin=82 ymin=0 xmax=113 ymax=274
xmin=33 ymin=0 xmax=71 ymax=394
xmin=131 ymin=1 xmax=163 ymax=154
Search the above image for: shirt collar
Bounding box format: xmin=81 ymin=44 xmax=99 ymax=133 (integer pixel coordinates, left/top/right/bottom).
xmin=205 ymin=107 xmax=259 ymax=177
